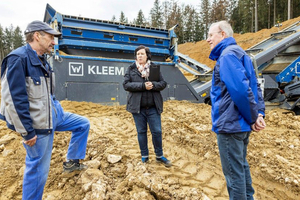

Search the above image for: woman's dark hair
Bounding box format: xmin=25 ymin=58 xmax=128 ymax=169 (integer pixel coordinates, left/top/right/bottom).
xmin=134 ymin=45 xmax=151 ymax=61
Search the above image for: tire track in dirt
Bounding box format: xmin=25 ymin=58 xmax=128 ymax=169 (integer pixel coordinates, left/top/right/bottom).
xmin=160 ymin=103 xmax=229 ymax=200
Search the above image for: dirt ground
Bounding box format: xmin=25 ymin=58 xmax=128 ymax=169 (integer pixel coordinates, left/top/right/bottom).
xmin=0 ymin=17 xmax=300 ymax=200
xmin=0 ymin=101 xmax=299 ymax=200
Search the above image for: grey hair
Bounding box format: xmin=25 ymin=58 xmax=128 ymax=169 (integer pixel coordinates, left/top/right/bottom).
xmin=25 ymin=31 xmax=45 ymax=43
xmin=210 ymin=21 xmax=233 ymax=37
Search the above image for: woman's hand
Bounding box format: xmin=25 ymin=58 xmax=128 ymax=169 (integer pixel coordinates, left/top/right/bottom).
xmin=145 ymin=81 xmax=153 ymax=90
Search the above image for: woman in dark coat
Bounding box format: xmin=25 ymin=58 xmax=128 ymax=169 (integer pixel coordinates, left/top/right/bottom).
xmin=123 ymin=45 xmax=172 ymax=167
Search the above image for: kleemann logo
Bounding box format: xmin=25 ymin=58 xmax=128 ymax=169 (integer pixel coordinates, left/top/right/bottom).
xmin=69 ymin=62 xmax=84 ymax=76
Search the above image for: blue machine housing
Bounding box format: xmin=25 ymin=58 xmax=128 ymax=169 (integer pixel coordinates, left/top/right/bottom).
xmin=43 ymin=4 xmax=203 ymax=105
xmin=44 ymin=4 xmax=176 ymax=61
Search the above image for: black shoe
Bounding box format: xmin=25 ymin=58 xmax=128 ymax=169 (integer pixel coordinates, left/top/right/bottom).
xmin=63 ymin=160 xmax=88 ymax=173
xmin=156 ymin=156 xmax=172 ymax=167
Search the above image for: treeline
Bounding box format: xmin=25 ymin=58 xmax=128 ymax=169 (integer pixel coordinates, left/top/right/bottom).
xmin=0 ymin=24 xmax=24 ymax=61
xmin=1 ymin=0 xmax=300 ymax=61
xmin=113 ymin=0 xmax=300 ymax=44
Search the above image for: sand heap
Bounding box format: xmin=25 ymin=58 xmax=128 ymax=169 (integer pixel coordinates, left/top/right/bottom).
xmin=178 ymin=16 xmax=300 ymax=70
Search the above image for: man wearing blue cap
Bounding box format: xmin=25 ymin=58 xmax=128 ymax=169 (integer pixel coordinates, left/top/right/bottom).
xmin=0 ymin=20 xmax=90 ymax=200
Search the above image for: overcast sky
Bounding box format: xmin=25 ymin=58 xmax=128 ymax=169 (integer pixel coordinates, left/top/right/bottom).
xmin=0 ymin=0 xmax=200 ymax=32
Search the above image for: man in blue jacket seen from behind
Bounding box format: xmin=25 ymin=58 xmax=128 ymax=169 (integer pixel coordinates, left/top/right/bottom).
xmin=207 ymin=21 xmax=266 ymax=200
xmin=0 ymin=20 xmax=90 ymax=200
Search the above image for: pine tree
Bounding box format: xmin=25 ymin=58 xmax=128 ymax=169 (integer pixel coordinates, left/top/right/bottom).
xmin=293 ymin=0 xmax=300 ymax=19
xmin=231 ymin=0 xmax=254 ymax=33
xmin=183 ymin=5 xmax=196 ymax=42
xmin=228 ymin=0 xmax=238 ymax=30
xmin=111 ymin=15 xmax=116 ymax=22
xmin=211 ymin=0 xmax=229 ymax=22
xmin=135 ymin=9 xmax=146 ymax=26
xmin=13 ymin=26 xmax=24 ymax=50
xmin=119 ymin=11 xmax=128 ymax=23
xmin=194 ymin=13 xmax=204 ymax=41
xmin=200 ymin=0 xmax=211 ymax=38
xmin=0 ymin=24 xmax=4 ymax=62
xmin=0 ymin=24 xmax=24 ymax=61
xmin=161 ymin=1 xmax=171 ymax=29
xmin=257 ymin=0 xmax=270 ymax=31
xmin=166 ymin=1 xmax=184 ymax=43
xmin=150 ymin=0 xmax=164 ymax=28
xmin=227 ymin=0 xmax=238 ymax=21
xmin=4 ymin=25 xmax=14 ymax=56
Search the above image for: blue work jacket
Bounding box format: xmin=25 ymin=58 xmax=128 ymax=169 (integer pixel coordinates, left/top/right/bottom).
xmin=0 ymin=43 xmax=56 ymax=140
xmin=209 ymin=37 xmax=265 ymax=134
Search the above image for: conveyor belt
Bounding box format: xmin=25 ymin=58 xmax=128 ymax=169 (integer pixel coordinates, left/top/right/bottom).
xmin=246 ymin=21 xmax=300 ymax=71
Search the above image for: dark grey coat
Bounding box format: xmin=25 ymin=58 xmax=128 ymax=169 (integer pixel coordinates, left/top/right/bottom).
xmin=123 ymin=62 xmax=167 ymax=114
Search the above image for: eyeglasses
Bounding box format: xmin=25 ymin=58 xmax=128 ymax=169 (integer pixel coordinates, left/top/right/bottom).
xmin=207 ymin=31 xmax=222 ymax=39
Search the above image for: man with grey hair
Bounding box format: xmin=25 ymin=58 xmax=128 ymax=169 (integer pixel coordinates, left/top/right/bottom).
xmin=0 ymin=20 xmax=90 ymax=200
xmin=207 ymin=20 xmax=266 ymax=200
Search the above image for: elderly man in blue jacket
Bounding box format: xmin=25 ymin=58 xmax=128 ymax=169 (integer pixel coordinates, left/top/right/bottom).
xmin=207 ymin=21 xmax=266 ymax=200
xmin=0 ymin=20 xmax=90 ymax=200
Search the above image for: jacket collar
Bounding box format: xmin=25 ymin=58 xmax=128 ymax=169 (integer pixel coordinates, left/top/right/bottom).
xmin=130 ymin=62 xmax=137 ymax=69
xmin=130 ymin=62 xmax=141 ymax=75
xmin=25 ymin=43 xmax=45 ymax=67
xmin=209 ymin=37 xmax=237 ymax=61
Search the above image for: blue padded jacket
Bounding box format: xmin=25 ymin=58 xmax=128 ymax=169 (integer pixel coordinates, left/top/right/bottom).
xmin=209 ymin=37 xmax=265 ymax=134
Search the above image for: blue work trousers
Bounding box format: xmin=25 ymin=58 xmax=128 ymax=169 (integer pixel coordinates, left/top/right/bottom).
xmin=217 ymin=132 xmax=254 ymax=200
xmin=22 ymin=100 xmax=90 ymax=200
xmin=132 ymin=107 xmax=163 ymax=158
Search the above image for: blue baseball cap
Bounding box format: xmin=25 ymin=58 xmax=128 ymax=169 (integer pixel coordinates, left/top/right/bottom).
xmin=24 ymin=20 xmax=61 ymax=36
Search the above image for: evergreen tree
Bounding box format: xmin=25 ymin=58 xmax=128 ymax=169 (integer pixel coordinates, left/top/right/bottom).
xmin=231 ymin=0 xmax=254 ymax=33
xmin=135 ymin=9 xmax=146 ymax=26
xmin=0 ymin=24 xmax=4 ymax=62
xmin=194 ymin=13 xmax=204 ymax=41
xmin=150 ymin=0 xmax=164 ymax=28
xmin=0 ymin=24 xmax=24 ymax=61
xmin=165 ymin=0 xmax=177 ymax=29
xmin=119 ymin=11 xmax=128 ymax=23
xmin=111 ymin=15 xmax=116 ymax=22
xmin=13 ymin=26 xmax=24 ymax=50
xmin=166 ymin=1 xmax=184 ymax=43
xmin=183 ymin=5 xmax=196 ymax=42
xmin=199 ymin=0 xmax=211 ymax=38
xmin=227 ymin=0 xmax=238 ymax=21
xmin=293 ymin=0 xmax=300 ymax=19
xmin=211 ymin=0 xmax=229 ymax=22
xmin=230 ymin=4 xmax=243 ymax=33
xmin=277 ymin=0 xmax=288 ymax=23
xmin=230 ymin=0 xmax=300 ymax=34
xmin=4 ymin=25 xmax=14 ymax=56
xmin=161 ymin=0 xmax=172 ymax=29
xmin=257 ymin=0 xmax=270 ymax=31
